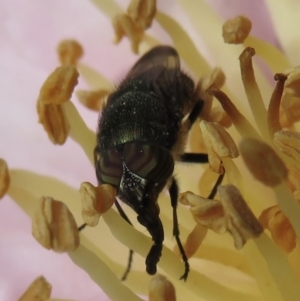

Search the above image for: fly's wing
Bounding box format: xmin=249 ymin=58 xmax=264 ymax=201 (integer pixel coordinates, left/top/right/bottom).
xmin=126 ymin=46 xmax=180 ymax=80
xmin=126 ymin=46 xmax=182 ymax=101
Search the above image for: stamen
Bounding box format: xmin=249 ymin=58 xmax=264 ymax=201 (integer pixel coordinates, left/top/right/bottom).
xmin=37 ymin=65 xmax=79 ymax=144
xmin=57 ymin=39 xmax=84 ymax=65
xmin=280 ymin=94 xmax=300 ymax=128
xmin=196 ymin=68 xmax=226 ymax=123
xmin=243 ymin=235 xmax=300 ymax=300
xmin=181 ymin=224 xmax=207 ymax=258
xmin=240 ymin=138 xmax=300 ymax=240
xmin=284 ymin=65 xmax=300 ymax=98
xmin=244 ymin=35 xmax=291 ymax=74
xmin=239 ymin=138 xmax=287 ymax=187
xmin=77 ymin=63 xmax=113 ymax=90
xmin=179 ymin=191 xmax=225 ymax=232
xmin=38 ymin=66 xmax=79 ymax=105
xmin=62 ymin=101 xmax=96 ymax=164
xmin=267 ymin=73 xmax=286 ymax=137
xmin=197 ymin=67 xmax=226 ymax=100
xmin=259 ymin=205 xmax=296 ymax=253
xmin=222 ymin=15 xmax=252 ymax=44
xmin=239 ymin=47 xmax=268 ymax=140
xmin=222 ymin=157 xmax=244 ymax=192
xmin=76 ymin=89 xmax=110 ymax=111
xmin=0 ymin=158 xmax=10 ymax=199
xmin=206 ymin=105 xmax=232 ymax=128
xmin=218 ymin=185 xmax=263 ymax=249
xmin=201 ymin=120 xmax=239 ymax=158
xmin=91 ymin=0 xmax=123 ymax=18
xmin=18 ymin=276 xmax=51 ymax=301
xmin=200 ymin=120 xmax=239 ymax=173
xmin=149 ymin=274 xmax=176 ymax=301
xmin=279 ymin=67 xmax=300 ymax=127
xmin=293 ymin=190 xmax=300 ymax=202
xmin=155 ymin=11 xmax=210 ymax=77
xmin=207 ymin=85 xmax=261 ymax=139
xmin=264 ymin=0 xmax=300 ymax=65
xmin=37 ymin=100 xmax=70 ymax=145
xmin=279 ymin=108 xmax=291 ymax=129
xmin=127 ymin=0 xmax=156 ymax=30
xmin=32 ymin=196 xmax=80 ymax=252
xmin=68 ymin=239 xmax=144 ymax=301
xmin=273 ymin=182 xmax=300 ymax=241
xmin=112 ymin=14 xmax=144 ymax=53
xmin=80 ymin=182 xmax=116 ymax=227
xmin=286 ymin=166 xmax=300 ymax=192
xmin=274 ymin=130 xmax=300 ymax=164
xmin=179 ymin=187 xmax=263 ymax=250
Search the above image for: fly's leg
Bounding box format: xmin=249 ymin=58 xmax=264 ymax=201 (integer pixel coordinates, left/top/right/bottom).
xmin=169 ymin=177 xmax=189 ymax=281
xmin=180 ymin=153 xmax=225 ymax=199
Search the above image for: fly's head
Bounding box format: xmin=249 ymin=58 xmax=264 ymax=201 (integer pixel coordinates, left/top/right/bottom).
xmin=96 ymin=141 xmax=174 ymax=275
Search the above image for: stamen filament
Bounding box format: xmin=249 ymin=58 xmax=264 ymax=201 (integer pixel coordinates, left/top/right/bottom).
xmin=264 ymin=0 xmax=300 ymax=65
xmin=182 ymin=224 xmax=207 ymax=258
xmin=68 ymin=241 xmax=144 ymax=301
xmin=7 ymin=170 xmax=81 ymax=218
xmin=77 ymin=63 xmax=113 ymax=90
xmin=155 ymin=11 xmax=210 ymax=77
xmin=207 ymin=85 xmax=261 ymax=139
xmin=139 ymin=34 xmax=160 ymax=54
xmin=244 ymin=36 xmax=291 ymax=73
xmin=243 ymin=235 xmax=300 ymax=301
xmin=267 ymin=73 xmax=286 ymax=138
xmin=253 ymin=234 xmax=300 ymax=301
xmin=274 ymin=182 xmax=300 ymax=240
xmin=90 ymin=0 xmax=122 ymax=18
xmin=62 ymin=101 xmax=95 ymax=165
xmin=222 ymin=157 xmax=243 ymax=193
xmin=239 ymin=48 xmax=269 ymax=140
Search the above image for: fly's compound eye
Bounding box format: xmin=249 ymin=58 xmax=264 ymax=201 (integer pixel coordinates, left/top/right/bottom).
xmin=96 ymin=148 xmax=123 ymax=188
xmin=122 ymin=142 xmax=174 ymax=184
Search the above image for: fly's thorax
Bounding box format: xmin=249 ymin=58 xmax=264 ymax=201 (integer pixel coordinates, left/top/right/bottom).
xmin=97 ymin=81 xmax=183 ymax=152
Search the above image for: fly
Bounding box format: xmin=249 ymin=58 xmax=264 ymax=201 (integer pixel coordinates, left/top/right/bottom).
xmin=95 ymin=46 xmax=221 ymax=280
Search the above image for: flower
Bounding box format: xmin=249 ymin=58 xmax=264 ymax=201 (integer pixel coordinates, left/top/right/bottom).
xmin=1 ymin=0 xmax=300 ymax=300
